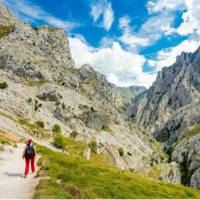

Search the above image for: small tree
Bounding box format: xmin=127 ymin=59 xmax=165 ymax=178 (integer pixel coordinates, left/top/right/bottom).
xmin=0 ymin=81 xmax=8 ymax=89
xmin=118 ymin=147 xmax=124 ymax=157
xmin=69 ymin=131 xmax=79 ymax=139
xmin=36 ymin=120 xmax=45 ymax=128
xmin=89 ymin=140 xmax=97 ymax=153
xmin=53 ymin=133 xmax=65 ymax=149
xmin=52 ymin=124 xmax=61 ymax=134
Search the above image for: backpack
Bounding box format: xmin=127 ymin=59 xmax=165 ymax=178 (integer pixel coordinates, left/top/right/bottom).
xmin=25 ymin=144 xmax=35 ymax=159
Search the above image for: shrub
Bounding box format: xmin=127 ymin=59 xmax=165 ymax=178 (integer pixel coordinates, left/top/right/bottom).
xmin=52 ymin=124 xmax=61 ymax=134
xmin=27 ymin=98 xmax=32 ymax=103
xmin=118 ymin=147 xmax=124 ymax=157
xmin=38 ymin=103 xmax=43 ymax=108
xmin=0 ymin=81 xmax=8 ymax=89
xmin=53 ymin=133 xmax=65 ymax=149
xmin=89 ymin=140 xmax=97 ymax=153
xmin=62 ymin=103 xmax=66 ymax=110
xmin=34 ymin=99 xmax=42 ymax=111
xmin=36 ymin=120 xmax=45 ymax=128
xmin=69 ymin=131 xmax=79 ymax=139
xmin=0 ymin=25 xmax=14 ymax=39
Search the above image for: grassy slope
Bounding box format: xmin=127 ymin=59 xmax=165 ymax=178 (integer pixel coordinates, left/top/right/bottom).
xmin=0 ymin=130 xmax=20 ymax=151
xmin=34 ymin=139 xmax=200 ymax=199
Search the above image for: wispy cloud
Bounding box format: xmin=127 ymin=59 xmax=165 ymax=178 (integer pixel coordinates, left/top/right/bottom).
xmin=118 ymin=16 xmax=149 ymax=50
xmin=147 ymin=0 xmax=185 ymax=14
xmin=118 ymin=11 xmax=176 ymax=51
xmin=3 ymin=0 xmax=80 ymax=31
xmin=90 ymin=0 xmax=114 ymax=31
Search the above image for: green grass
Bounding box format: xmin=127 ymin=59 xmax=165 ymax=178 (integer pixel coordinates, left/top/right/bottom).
xmin=18 ymin=118 xmax=49 ymax=139
xmin=23 ymin=80 xmax=47 ymax=86
xmin=96 ymin=126 xmax=113 ymax=133
xmin=53 ymin=135 xmax=87 ymax=157
xmin=34 ymin=144 xmax=200 ymax=199
xmin=0 ymin=111 xmax=17 ymax=122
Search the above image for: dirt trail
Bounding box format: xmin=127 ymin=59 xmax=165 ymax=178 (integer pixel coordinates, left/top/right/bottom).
xmin=0 ymin=143 xmax=39 ymax=199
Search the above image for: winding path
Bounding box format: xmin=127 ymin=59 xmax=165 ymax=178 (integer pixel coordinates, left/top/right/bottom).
xmin=0 ymin=143 xmax=39 ymax=199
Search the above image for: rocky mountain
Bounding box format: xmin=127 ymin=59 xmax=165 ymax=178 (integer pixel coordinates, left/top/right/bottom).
xmin=5 ymin=1 xmax=200 ymax=189
xmin=0 ymin=2 xmax=178 ymax=182
xmin=128 ymin=47 xmax=200 ymax=188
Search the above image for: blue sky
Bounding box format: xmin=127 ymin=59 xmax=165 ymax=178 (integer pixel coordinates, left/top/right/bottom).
xmin=3 ymin=0 xmax=200 ymax=87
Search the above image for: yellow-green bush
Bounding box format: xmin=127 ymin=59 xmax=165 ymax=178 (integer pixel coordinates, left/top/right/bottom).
xmin=53 ymin=133 xmax=65 ymax=149
xmin=36 ymin=120 xmax=45 ymax=128
xmin=89 ymin=140 xmax=97 ymax=153
xmin=69 ymin=131 xmax=79 ymax=139
xmin=0 ymin=25 xmax=14 ymax=39
xmin=118 ymin=147 xmax=124 ymax=157
xmin=52 ymin=124 xmax=61 ymax=134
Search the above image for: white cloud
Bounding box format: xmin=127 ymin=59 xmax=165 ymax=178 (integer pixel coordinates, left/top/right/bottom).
xmin=90 ymin=0 xmax=114 ymax=31
xmin=92 ymin=42 xmax=145 ymax=76
xmin=3 ymin=0 xmax=79 ymax=31
xmin=146 ymin=0 xmax=200 ymax=72
xmin=177 ymin=0 xmax=200 ymax=35
xmin=148 ymin=39 xmax=200 ymax=71
xmin=148 ymin=0 xmax=200 ymax=37
xmin=118 ymin=16 xmax=131 ymax=31
xmin=140 ymin=13 xmax=175 ymax=42
xmin=68 ymin=35 xmax=154 ymax=87
xmin=107 ymin=73 xmax=156 ymax=88
xmin=118 ymin=10 xmax=177 ymax=50
xmin=118 ymin=16 xmax=149 ymax=50
xmin=147 ymin=0 xmax=185 ymax=14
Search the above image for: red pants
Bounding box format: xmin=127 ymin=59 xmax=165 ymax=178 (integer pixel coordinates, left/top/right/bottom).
xmin=24 ymin=157 xmax=35 ymax=176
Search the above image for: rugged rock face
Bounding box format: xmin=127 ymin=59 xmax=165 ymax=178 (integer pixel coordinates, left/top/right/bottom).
xmin=0 ymin=3 xmax=17 ymax=25
xmin=129 ymin=48 xmax=200 ymax=188
xmin=0 ymin=2 xmax=172 ymax=181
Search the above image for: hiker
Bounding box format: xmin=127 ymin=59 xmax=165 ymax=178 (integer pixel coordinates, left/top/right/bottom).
xmin=22 ymin=138 xmax=36 ymax=178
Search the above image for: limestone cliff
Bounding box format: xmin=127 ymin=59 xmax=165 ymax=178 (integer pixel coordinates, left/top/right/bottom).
xmin=129 ymin=48 xmax=200 ymax=189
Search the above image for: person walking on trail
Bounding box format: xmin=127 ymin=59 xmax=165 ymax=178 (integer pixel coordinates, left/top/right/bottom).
xmin=22 ymin=138 xmax=36 ymax=178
